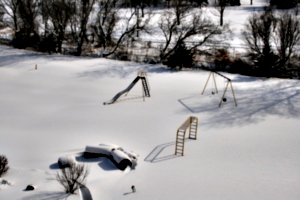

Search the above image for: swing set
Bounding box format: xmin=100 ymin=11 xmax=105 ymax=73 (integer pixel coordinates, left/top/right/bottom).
xmin=201 ymin=71 xmax=237 ymax=107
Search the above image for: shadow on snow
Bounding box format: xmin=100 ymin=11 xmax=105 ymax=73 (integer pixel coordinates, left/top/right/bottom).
xmin=178 ymin=76 xmax=300 ymax=128
xmin=144 ymin=139 xmax=194 ymax=163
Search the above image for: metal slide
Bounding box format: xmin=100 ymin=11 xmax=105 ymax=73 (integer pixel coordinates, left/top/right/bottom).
xmin=103 ymin=76 xmax=141 ymax=105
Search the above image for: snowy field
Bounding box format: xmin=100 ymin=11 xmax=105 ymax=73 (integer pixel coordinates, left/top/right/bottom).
xmin=1 ymin=43 xmax=300 ymax=200
xmin=1 ymin=0 xmax=300 ymax=200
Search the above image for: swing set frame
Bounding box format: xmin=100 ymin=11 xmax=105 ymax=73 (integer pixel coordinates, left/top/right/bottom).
xmin=201 ymin=71 xmax=238 ymax=107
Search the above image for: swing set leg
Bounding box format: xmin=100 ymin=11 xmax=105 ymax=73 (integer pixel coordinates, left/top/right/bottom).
xmin=219 ymin=81 xmax=238 ymax=107
xmin=201 ymin=72 xmax=211 ymax=95
xmin=219 ymin=81 xmax=229 ymax=107
xmin=230 ymin=81 xmax=238 ymax=106
xmin=202 ymin=72 xmax=218 ymax=95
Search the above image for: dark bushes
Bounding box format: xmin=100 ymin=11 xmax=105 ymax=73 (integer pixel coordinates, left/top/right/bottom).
xmin=164 ymin=42 xmax=195 ymax=69
xmin=12 ymin=28 xmax=40 ymax=50
xmin=270 ymin=0 xmax=298 ymax=9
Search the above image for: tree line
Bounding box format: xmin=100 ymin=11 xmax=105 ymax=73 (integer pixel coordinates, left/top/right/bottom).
xmin=0 ymin=0 xmax=300 ymax=78
xmin=0 ymin=0 xmax=226 ymax=57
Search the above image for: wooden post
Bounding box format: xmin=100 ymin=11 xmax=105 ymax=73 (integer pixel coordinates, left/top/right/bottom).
xmin=202 ymin=72 xmax=218 ymax=95
xmin=218 ymin=80 xmax=238 ymax=107
xmin=230 ymin=81 xmax=238 ymax=106
xmin=35 ymin=64 xmax=38 ymax=70
xmin=219 ymin=81 xmax=230 ymax=107
xmin=212 ymin=72 xmax=218 ymax=94
xmin=201 ymin=72 xmax=211 ymax=94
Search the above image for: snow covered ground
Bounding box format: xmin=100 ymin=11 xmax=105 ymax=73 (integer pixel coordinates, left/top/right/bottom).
xmin=0 ymin=42 xmax=300 ymax=200
xmin=1 ymin=1 xmax=300 ymax=199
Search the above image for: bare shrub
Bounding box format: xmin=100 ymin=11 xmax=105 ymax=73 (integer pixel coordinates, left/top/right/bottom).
xmin=56 ymin=163 xmax=89 ymax=194
xmin=0 ymin=155 xmax=9 ymax=177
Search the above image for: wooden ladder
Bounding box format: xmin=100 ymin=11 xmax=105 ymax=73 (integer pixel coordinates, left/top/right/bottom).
xmin=175 ymin=116 xmax=198 ymax=156
xmin=189 ymin=117 xmax=198 ymax=140
xmin=175 ymin=129 xmax=185 ymax=156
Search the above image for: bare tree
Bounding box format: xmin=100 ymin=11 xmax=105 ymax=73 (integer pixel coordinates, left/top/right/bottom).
xmin=173 ymin=0 xmax=190 ymax=25
xmin=40 ymin=0 xmax=75 ymax=53
xmin=91 ymin=0 xmax=119 ymax=51
xmin=242 ymin=8 xmax=300 ymax=76
xmin=3 ymin=0 xmax=40 ymax=49
xmin=242 ymin=7 xmax=277 ymax=74
xmin=275 ymin=12 xmax=300 ymax=68
xmin=56 ymin=163 xmax=89 ymax=194
xmin=92 ymin=0 xmax=151 ymax=57
xmin=17 ymin=0 xmax=39 ymax=33
xmin=69 ymin=0 xmax=96 ymax=56
xmin=0 ymin=4 xmax=4 ymax=26
xmin=212 ymin=0 xmax=230 ymax=26
xmin=159 ymin=8 xmax=225 ymax=62
xmin=0 ymin=0 xmax=20 ymax=31
xmin=159 ymin=10 xmax=177 ymax=59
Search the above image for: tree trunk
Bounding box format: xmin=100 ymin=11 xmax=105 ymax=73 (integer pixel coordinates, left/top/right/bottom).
xmin=220 ymin=9 xmax=224 ymax=26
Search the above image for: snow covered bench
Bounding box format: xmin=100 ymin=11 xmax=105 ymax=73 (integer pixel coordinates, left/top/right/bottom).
xmin=83 ymin=144 xmax=138 ymax=170
xmin=110 ymin=149 xmax=133 ymax=170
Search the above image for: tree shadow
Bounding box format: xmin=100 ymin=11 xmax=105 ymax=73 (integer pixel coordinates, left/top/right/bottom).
xmin=77 ymin=61 xmax=183 ymax=80
xmin=0 ymin=44 xmax=90 ymax=68
xmin=178 ymin=76 xmax=300 ymax=128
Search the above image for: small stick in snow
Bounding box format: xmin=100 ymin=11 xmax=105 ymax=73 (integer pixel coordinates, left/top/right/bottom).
xmin=131 ymin=185 xmax=136 ymax=193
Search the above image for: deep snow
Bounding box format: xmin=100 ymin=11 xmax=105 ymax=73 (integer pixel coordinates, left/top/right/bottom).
xmin=0 ymin=42 xmax=300 ymax=200
xmin=1 ymin=0 xmax=300 ymax=199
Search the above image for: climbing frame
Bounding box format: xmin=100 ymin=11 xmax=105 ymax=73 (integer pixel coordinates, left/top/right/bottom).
xmin=175 ymin=116 xmax=198 ymax=156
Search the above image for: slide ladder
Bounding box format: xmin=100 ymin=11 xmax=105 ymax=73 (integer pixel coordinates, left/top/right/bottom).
xmin=175 ymin=116 xmax=198 ymax=156
xmin=141 ymin=77 xmax=150 ymax=97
